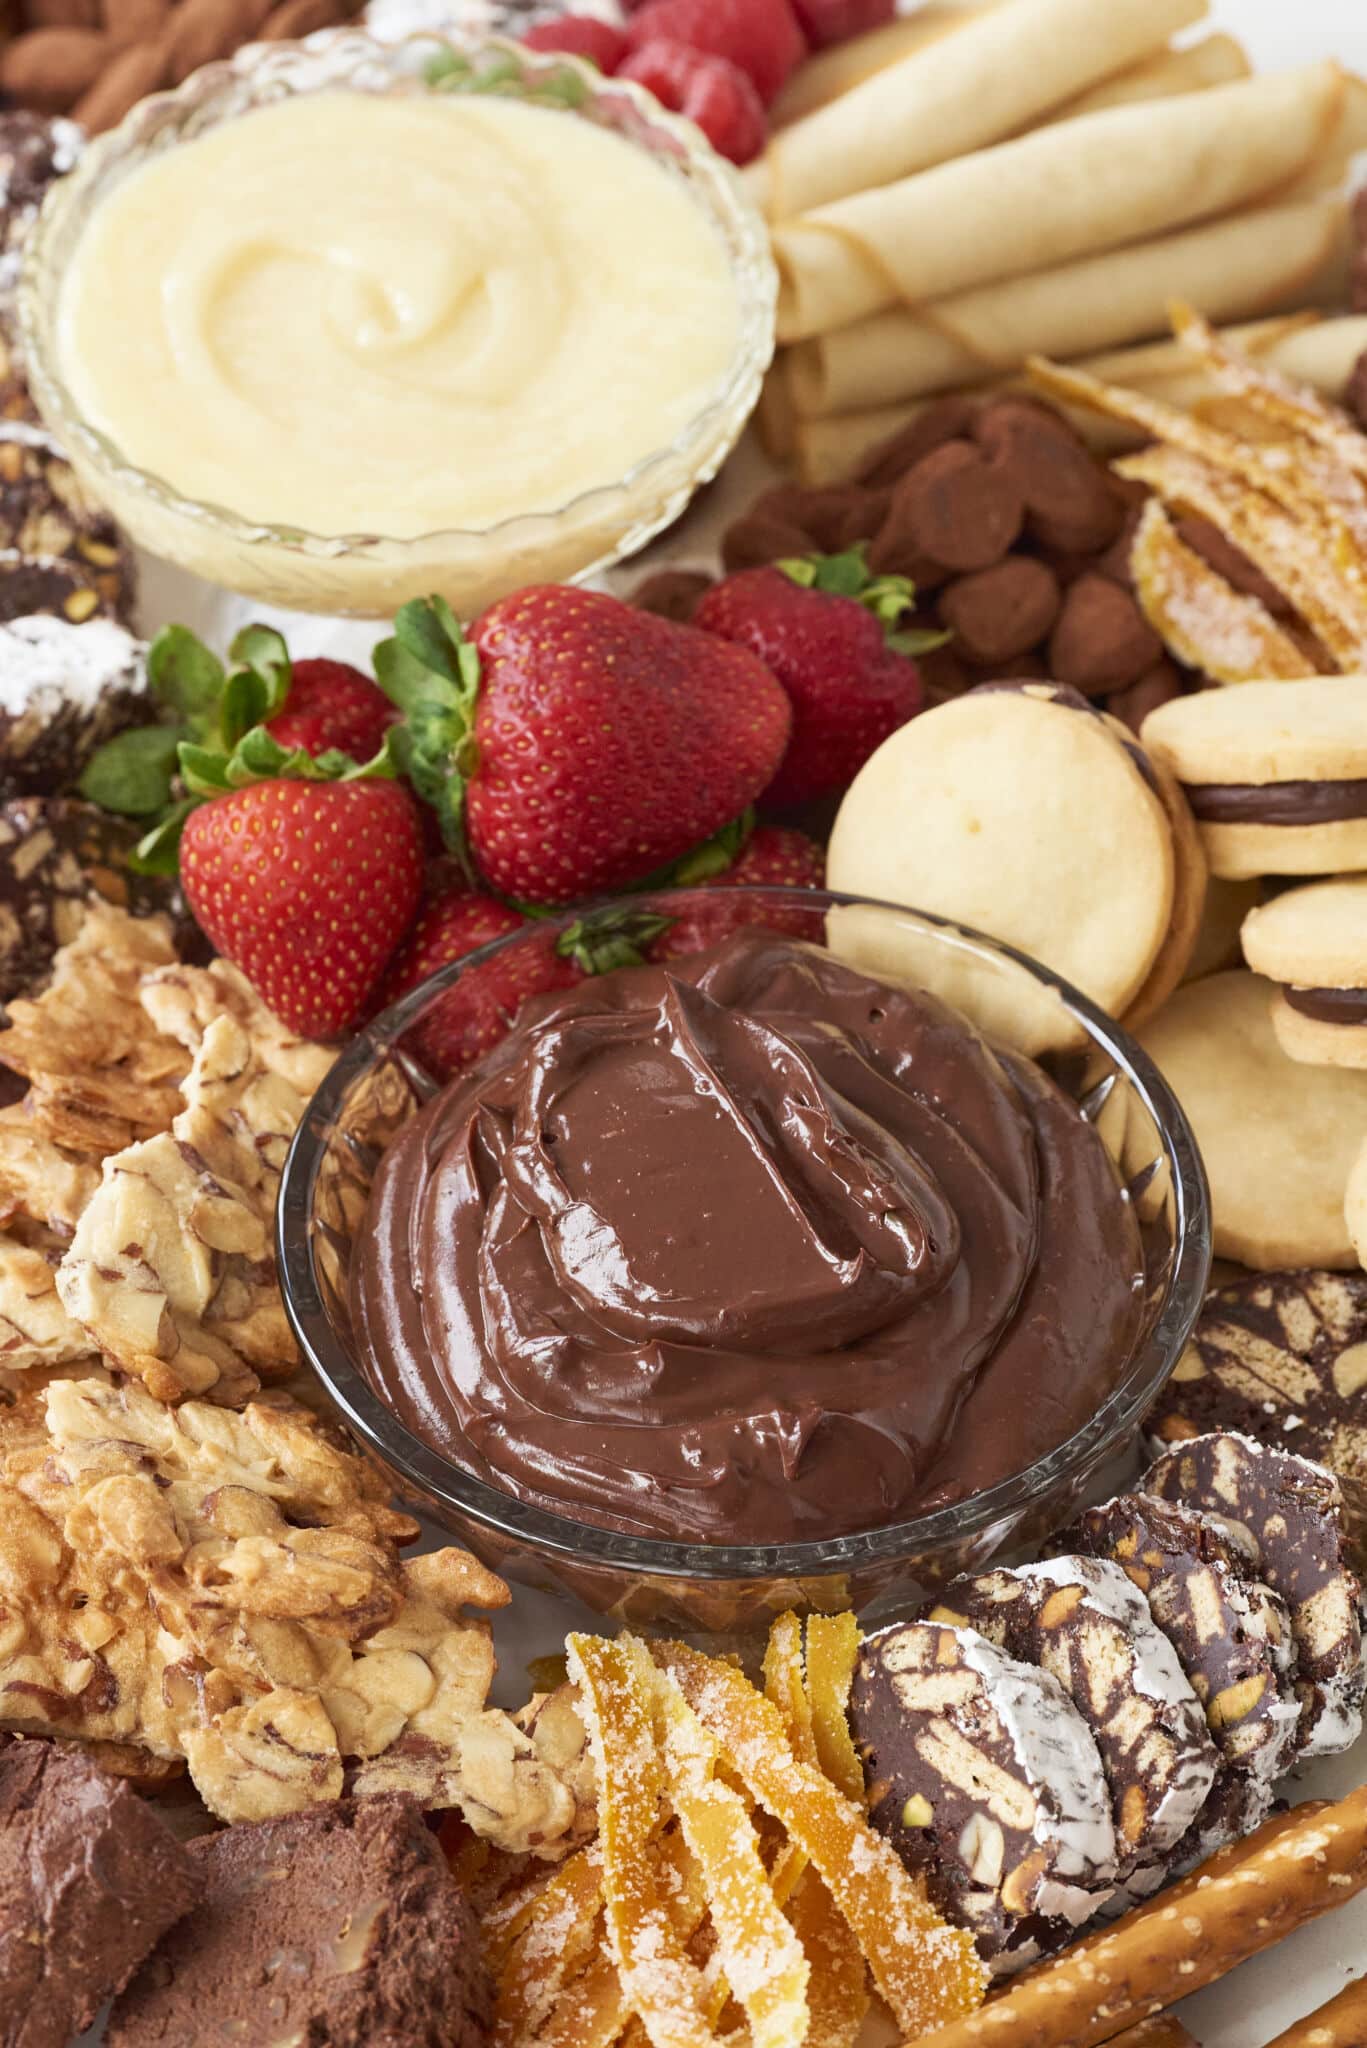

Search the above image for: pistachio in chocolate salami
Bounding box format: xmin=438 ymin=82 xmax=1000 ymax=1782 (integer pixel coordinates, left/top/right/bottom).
xmin=0 ymin=614 xmax=147 ymax=798
xmin=352 ymin=933 xmax=1146 ymax=1545
xmin=928 ymin=1557 xmax=1217 ymax=1885
xmin=851 ymin=1620 xmax=1119 ymax=1973
xmin=0 ymin=424 xmax=134 ymax=623
xmin=1142 ymin=678 xmax=1367 ymax=881
xmin=0 ymin=796 xmax=186 ymax=1001
xmin=1148 ymin=1269 xmax=1367 ymax=1500
xmin=1143 ymin=1431 xmax=1367 ymax=1758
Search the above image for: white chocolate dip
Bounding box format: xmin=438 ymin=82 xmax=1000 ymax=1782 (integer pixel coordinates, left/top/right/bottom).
xmin=56 ymin=91 xmax=742 ymax=539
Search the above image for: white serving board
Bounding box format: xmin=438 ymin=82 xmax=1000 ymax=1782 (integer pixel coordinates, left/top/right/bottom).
xmin=109 ymin=5 xmax=1367 ymax=2040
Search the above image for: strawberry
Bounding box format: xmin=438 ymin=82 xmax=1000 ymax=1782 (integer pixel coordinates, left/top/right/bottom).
xmin=790 ymin=0 xmax=895 ymax=48
xmin=375 ymin=591 xmax=791 ymax=906
xmin=694 ymin=547 xmax=937 ymax=807
xmin=265 ymin=657 xmax=398 ymax=764
xmin=618 ymin=41 xmax=767 ymax=164
xmin=624 ymin=0 xmax=805 ymax=105
xmin=657 ymin=825 xmax=826 ymax=958
xmin=521 ymin=14 xmax=628 ymax=67
xmin=180 ymin=773 xmax=424 ymax=1038
xmin=378 ymin=889 xmax=674 ymax=1077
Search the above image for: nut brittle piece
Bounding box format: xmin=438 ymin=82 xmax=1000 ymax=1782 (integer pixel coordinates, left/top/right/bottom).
xmin=140 ymin=957 xmax=336 ymax=1099
xmin=0 ymin=1099 xmax=100 ymax=1238
xmin=0 ymin=1234 xmax=91 ymax=1370
xmin=56 ymin=1014 xmax=310 ymax=1402
xmin=0 ymin=903 xmax=185 ymax=1158
xmin=0 ymin=1377 xmax=585 ymax=1852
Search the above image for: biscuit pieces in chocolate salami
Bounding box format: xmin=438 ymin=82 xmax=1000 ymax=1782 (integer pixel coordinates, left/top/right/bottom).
xmin=1136 ymin=970 xmax=1367 ymax=1270
xmin=1143 ymin=1431 xmax=1367 ymax=1758
xmin=0 ymin=423 xmax=134 ymax=623
xmin=1148 ymin=1268 xmax=1367 ymax=1505
xmin=1142 ymin=677 xmax=1367 ymax=881
xmin=0 ymin=1733 xmax=198 ymax=2048
xmin=1242 ymin=875 xmax=1367 ymax=1071
xmin=827 ymin=683 xmax=1186 ymax=1019
xmin=0 ymin=796 xmax=186 ymax=1003
xmin=0 ymin=614 xmax=147 ymax=799
xmin=851 ymin=1620 xmax=1118 ymax=1972
xmin=107 ymin=1796 xmax=490 ymax=2048
xmin=928 ymin=1557 xmax=1217 ymax=1883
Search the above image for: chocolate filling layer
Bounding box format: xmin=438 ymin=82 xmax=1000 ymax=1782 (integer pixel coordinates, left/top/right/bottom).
xmin=1186 ymin=779 xmax=1367 ymax=827
xmin=1282 ymin=985 xmax=1367 ymax=1025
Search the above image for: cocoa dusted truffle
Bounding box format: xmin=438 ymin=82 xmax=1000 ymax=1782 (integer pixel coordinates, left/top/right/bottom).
xmin=108 ymin=1795 xmax=492 ymax=2048
xmin=0 ymin=1734 xmax=198 ymax=2048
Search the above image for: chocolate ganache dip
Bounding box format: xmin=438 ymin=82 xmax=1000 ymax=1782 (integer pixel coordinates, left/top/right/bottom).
xmin=352 ymin=934 xmax=1144 ymax=1544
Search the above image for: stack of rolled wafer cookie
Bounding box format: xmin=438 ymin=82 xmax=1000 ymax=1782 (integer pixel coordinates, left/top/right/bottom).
xmin=0 ymin=0 xmax=362 ymax=132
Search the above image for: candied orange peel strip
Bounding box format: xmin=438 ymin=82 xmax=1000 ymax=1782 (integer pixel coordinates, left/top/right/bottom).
xmin=566 ymin=1635 xmax=714 ymax=2048
xmin=788 ymin=1870 xmax=869 ymax=2048
xmin=645 ymin=1642 xmax=811 ymax=2048
xmin=1172 ymin=302 xmax=1367 ymax=489
xmin=803 ymin=1614 xmax=863 ymax=1804
xmin=493 ymin=1843 xmax=605 ymax=2045
xmin=1126 ymin=499 xmax=1319 ymax=686
xmin=652 ymin=1639 xmax=987 ymax=2038
xmin=763 ymin=1611 xmax=815 ymax=1766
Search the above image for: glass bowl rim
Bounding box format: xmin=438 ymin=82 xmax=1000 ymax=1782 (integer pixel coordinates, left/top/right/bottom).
xmin=277 ymin=883 xmax=1212 ymax=1582
xmin=16 ymin=25 xmax=777 ymax=561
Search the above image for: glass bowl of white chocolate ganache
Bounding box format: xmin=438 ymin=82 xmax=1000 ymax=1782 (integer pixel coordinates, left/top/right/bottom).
xmin=18 ymin=29 xmax=776 ymax=616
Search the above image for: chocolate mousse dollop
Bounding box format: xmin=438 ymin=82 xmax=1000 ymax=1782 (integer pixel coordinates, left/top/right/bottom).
xmin=352 ymin=934 xmax=1144 ymax=1544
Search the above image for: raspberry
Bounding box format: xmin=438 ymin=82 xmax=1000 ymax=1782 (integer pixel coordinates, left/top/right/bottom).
xmin=624 ymin=0 xmax=805 ymax=106
xmin=619 ymin=40 xmax=767 ymax=165
xmin=521 ymin=14 xmax=628 ymax=69
xmin=791 ymin=0 xmax=895 ymax=49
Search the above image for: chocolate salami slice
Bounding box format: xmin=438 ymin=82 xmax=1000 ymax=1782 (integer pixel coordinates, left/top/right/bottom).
xmin=1143 ymin=1431 xmax=1367 ymax=1758
xmin=929 ymin=1556 xmax=1217 ymax=1885
xmin=0 ymin=614 xmax=147 ymax=796
xmin=1147 ymin=1268 xmax=1367 ymax=1505
xmin=0 ymin=424 xmax=135 ymax=624
xmin=851 ymin=1620 xmax=1118 ymax=1973
xmin=0 ymin=796 xmax=186 ymax=1001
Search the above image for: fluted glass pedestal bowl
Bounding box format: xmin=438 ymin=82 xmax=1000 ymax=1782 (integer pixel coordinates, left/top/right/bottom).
xmin=278 ymin=887 xmax=1210 ymax=1633
xmin=18 ymin=29 xmax=776 ymax=617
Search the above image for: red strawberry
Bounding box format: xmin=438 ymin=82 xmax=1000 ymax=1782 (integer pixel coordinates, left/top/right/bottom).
xmin=521 ymin=14 xmax=628 ymax=68
xmin=657 ymin=825 xmax=826 ymax=957
xmin=618 ymin=41 xmax=766 ymax=164
xmin=265 ymin=657 xmax=399 ymax=764
xmin=180 ymin=777 xmax=424 ymax=1038
xmin=375 ymin=590 xmax=791 ymax=906
xmin=376 ymin=888 xmax=579 ymax=1076
xmin=694 ymin=549 xmax=931 ymax=806
xmin=790 ymin=0 xmax=895 ymax=48
xmin=624 ymin=0 xmax=805 ymax=105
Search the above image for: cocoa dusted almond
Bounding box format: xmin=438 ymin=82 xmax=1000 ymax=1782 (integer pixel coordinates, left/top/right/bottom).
xmin=975 ymin=398 xmax=1125 ymax=556
xmin=1049 ymin=571 xmax=1163 ymax=696
xmin=855 ymin=393 xmax=979 ymax=491
xmin=938 ymin=557 xmax=1061 ymax=666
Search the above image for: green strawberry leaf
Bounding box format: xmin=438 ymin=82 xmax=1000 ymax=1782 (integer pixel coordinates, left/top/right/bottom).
xmin=228 ymin=624 xmax=292 ymax=717
xmin=888 ymin=623 xmax=954 ymax=657
xmin=78 ymin=723 xmax=187 ymax=817
xmin=558 ymin=908 xmax=675 ymax=976
xmin=423 ymin=48 xmax=471 ymax=87
xmin=668 ymin=812 xmax=753 ymax=887
xmin=178 ymin=744 xmax=235 ymax=799
xmin=219 ymin=667 xmax=271 ymax=750
xmin=146 ymin=625 xmax=225 ymax=726
xmin=374 ymin=596 xmax=481 ymax=865
xmin=130 ymin=797 xmax=198 ymax=876
xmin=778 ymin=543 xmax=943 ymax=648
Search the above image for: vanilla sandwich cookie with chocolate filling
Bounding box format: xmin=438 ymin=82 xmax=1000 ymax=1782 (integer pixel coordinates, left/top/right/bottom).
xmin=851 ymin=1620 xmax=1119 ymax=1973
xmin=1242 ymin=876 xmax=1367 ymax=1069
xmin=828 ymin=682 xmax=1181 ymax=1019
xmin=1064 ymin=1493 xmax=1301 ymax=1861
xmin=1147 ymin=1267 xmax=1367 ymax=1504
xmin=927 ymin=1556 xmax=1218 ymax=1886
xmin=1143 ymin=1431 xmax=1367 ymax=1758
xmin=1136 ymin=970 xmax=1367 ymax=1269
xmin=1141 ymin=677 xmax=1367 ymax=880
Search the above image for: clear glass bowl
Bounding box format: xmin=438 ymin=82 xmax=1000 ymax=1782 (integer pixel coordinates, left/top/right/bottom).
xmin=277 ymin=887 xmax=1211 ymax=1634
xmin=17 ymin=29 xmax=776 ymax=618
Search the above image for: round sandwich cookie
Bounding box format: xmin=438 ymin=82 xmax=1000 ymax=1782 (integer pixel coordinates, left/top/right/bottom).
xmin=850 ymin=1620 xmax=1118 ymax=1974
xmin=1147 ymin=1266 xmax=1367 ymax=1503
xmin=1142 ymin=1430 xmax=1367 ymax=1759
xmin=828 ymin=682 xmax=1182 ymax=1019
xmin=926 ymin=1556 xmax=1217 ymax=1886
xmin=1113 ymin=729 xmax=1208 ymax=1030
xmin=1141 ymin=677 xmax=1367 ymax=880
xmin=1184 ymin=874 xmax=1264 ymax=986
xmin=1136 ymin=970 xmax=1367 ymax=1269
xmin=1242 ymin=875 xmax=1367 ymax=1069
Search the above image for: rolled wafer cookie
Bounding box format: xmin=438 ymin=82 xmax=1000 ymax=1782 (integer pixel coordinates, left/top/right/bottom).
xmin=850 ymin=1620 xmax=1118 ymax=1973
xmin=904 ymin=1788 xmax=1367 ymax=2048
xmin=1143 ymin=1431 xmax=1367 ymax=1756
xmin=927 ymin=1558 xmax=1217 ymax=1885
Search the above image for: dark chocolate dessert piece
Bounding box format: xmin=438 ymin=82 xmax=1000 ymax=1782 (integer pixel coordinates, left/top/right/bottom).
xmin=0 ymin=1733 xmax=197 ymax=2048
xmin=0 ymin=615 xmax=147 ymax=796
xmin=108 ymin=1795 xmax=492 ymax=2048
xmin=0 ymin=424 xmax=135 ymax=624
xmin=0 ymin=796 xmax=187 ymax=999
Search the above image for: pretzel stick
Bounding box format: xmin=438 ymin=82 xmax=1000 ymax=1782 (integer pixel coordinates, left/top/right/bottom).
xmin=1104 ymin=2022 xmax=1199 ymax=2048
xmin=903 ymin=1789 xmax=1367 ymax=2048
xmin=1261 ymin=1974 xmax=1367 ymax=2048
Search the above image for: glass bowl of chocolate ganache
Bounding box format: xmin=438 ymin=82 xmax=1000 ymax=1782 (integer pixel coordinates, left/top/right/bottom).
xmin=278 ymin=886 xmax=1210 ymax=1635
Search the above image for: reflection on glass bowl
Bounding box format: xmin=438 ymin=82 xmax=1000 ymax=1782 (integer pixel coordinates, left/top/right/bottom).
xmin=278 ymin=886 xmax=1210 ymax=1634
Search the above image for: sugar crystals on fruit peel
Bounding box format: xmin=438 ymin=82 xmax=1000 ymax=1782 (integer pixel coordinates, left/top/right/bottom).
xmin=1125 ymin=497 xmax=1319 ymax=686
xmin=803 ymin=1614 xmax=864 ymax=1804
xmin=652 ymin=1639 xmax=988 ymax=2037
xmin=762 ymin=1610 xmax=816 ymax=1766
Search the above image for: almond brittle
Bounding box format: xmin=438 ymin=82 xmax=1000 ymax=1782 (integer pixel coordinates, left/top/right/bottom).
xmin=0 ymin=1375 xmax=585 ymax=1851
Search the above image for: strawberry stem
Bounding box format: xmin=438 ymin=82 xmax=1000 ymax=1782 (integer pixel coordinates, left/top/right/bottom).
xmin=374 ymin=596 xmax=481 ymax=879
xmin=776 ymin=542 xmax=951 ymax=655
xmin=557 ymin=908 xmax=675 ymax=976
